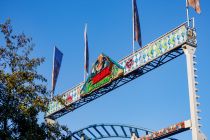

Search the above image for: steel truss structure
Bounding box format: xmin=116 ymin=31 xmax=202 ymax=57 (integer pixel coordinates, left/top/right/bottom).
xmin=50 ymin=46 xmax=185 ymax=120
xmin=47 ymin=21 xmax=195 ymax=119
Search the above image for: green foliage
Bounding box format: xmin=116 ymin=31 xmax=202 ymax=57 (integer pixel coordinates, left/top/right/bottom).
xmin=0 ymin=19 xmax=70 ymax=139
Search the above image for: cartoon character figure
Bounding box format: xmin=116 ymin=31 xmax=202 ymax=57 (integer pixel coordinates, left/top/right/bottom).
xmin=91 ymin=54 xmax=109 ymax=75
xmin=96 ymin=54 xmax=105 ymax=72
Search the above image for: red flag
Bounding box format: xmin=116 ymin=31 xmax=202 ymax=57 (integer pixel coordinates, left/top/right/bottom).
xmin=188 ymin=0 xmax=201 ymax=14
xmin=133 ymin=0 xmax=142 ymax=47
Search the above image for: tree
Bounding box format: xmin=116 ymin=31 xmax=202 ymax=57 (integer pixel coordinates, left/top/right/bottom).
xmin=0 ymin=19 xmax=69 ymax=139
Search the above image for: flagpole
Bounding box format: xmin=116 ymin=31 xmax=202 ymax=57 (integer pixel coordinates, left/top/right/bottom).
xmin=84 ymin=24 xmax=87 ymax=82
xmin=132 ymin=0 xmax=135 ymax=53
xmin=51 ymin=90 xmax=54 ymax=101
xmin=84 ymin=71 xmax=86 ymax=82
xmin=186 ymin=0 xmax=190 ymax=27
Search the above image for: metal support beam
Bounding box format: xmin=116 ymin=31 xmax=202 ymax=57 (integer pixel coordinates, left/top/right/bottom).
xmin=131 ymin=132 xmax=137 ymax=140
xmin=101 ymin=125 xmax=111 ymax=137
xmin=111 ymin=125 xmax=119 ymax=136
xmin=46 ymin=47 xmax=185 ymax=120
xmin=45 ymin=118 xmax=55 ymax=125
xmin=121 ymin=126 xmax=127 ymax=137
xmin=183 ymin=45 xmax=206 ymax=140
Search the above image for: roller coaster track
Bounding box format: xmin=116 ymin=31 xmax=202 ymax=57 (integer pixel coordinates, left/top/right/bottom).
xmin=67 ymin=120 xmax=191 ymax=140
xmin=69 ymin=123 xmax=154 ymax=140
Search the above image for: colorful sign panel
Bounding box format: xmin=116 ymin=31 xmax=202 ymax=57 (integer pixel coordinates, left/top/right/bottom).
xmin=119 ymin=25 xmax=187 ymax=75
xmin=46 ymin=83 xmax=83 ymax=116
xmin=136 ymin=120 xmax=191 ymax=140
xmin=80 ymin=54 xmax=124 ymax=96
xmin=46 ymin=24 xmax=189 ymax=118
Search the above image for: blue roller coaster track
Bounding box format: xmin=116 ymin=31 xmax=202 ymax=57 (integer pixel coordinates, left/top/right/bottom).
xmin=68 ymin=123 xmax=181 ymax=140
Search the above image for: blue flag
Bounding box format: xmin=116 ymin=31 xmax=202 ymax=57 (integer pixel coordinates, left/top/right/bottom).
xmin=52 ymin=47 xmax=63 ymax=92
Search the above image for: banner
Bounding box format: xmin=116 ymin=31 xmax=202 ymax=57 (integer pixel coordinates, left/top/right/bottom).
xmin=52 ymin=47 xmax=63 ymax=92
xmin=188 ymin=0 xmax=201 ymax=14
xmin=133 ymin=0 xmax=142 ymax=47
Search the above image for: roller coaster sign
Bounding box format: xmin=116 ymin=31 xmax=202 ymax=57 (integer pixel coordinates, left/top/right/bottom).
xmin=80 ymin=54 xmax=124 ymax=96
xmin=137 ymin=120 xmax=191 ymax=140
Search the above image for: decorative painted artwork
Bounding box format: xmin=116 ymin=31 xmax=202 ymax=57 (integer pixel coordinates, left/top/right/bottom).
xmin=80 ymin=54 xmax=124 ymax=96
xmin=119 ymin=25 xmax=187 ymax=75
xmin=46 ymin=83 xmax=83 ymax=116
xmin=138 ymin=121 xmax=186 ymax=140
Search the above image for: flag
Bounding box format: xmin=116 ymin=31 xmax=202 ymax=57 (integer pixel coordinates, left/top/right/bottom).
xmin=84 ymin=24 xmax=89 ymax=74
xmin=133 ymin=0 xmax=142 ymax=47
xmin=187 ymin=0 xmax=201 ymax=14
xmin=52 ymin=46 xmax=63 ymax=92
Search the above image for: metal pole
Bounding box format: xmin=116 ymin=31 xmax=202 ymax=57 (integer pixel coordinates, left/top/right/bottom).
xmin=192 ymin=17 xmax=195 ymax=28
xmin=183 ymin=45 xmax=200 ymax=140
xmin=84 ymin=69 xmax=86 ymax=82
xmin=51 ymin=90 xmax=54 ymax=101
xmin=50 ymin=91 xmax=53 ymax=100
xmin=84 ymin=24 xmax=87 ymax=82
xmin=186 ymin=0 xmax=190 ymax=27
xmin=132 ymin=0 xmax=135 ymax=53
xmin=131 ymin=132 xmax=137 ymax=140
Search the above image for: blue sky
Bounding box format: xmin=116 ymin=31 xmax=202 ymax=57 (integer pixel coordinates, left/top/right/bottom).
xmin=1 ymin=0 xmax=210 ymax=139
